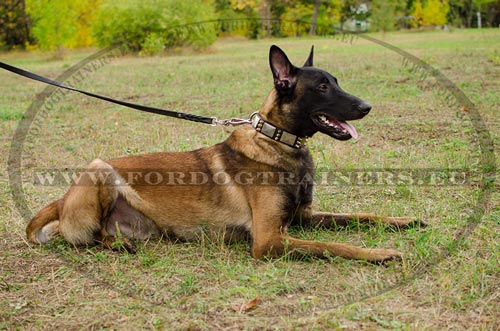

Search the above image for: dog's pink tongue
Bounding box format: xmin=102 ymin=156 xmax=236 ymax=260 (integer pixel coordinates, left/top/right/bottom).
xmin=339 ymin=121 xmax=358 ymax=140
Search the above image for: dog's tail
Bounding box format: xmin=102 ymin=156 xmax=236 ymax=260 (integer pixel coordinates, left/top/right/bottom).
xmin=26 ymin=200 xmax=61 ymax=244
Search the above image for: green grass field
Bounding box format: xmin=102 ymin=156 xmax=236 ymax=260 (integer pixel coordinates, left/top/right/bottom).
xmin=1 ymin=29 xmax=499 ymax=330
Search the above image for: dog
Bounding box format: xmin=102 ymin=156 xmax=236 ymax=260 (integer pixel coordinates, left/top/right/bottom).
xmin=27 ymin=45 xmax=422 ymax=262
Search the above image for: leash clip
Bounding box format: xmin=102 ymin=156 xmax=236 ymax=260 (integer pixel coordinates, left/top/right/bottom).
xmin=211 ymin=112 xmax=257 ymax=127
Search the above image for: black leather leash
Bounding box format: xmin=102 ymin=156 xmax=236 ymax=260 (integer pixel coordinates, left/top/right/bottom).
xmin=0 ymin=61 xmax=226 ymax=126
xmin=0 ymin=61 xmax=308 ymax=148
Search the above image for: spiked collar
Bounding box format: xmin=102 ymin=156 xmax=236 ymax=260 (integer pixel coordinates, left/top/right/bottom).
xmin=251 ymin=113 xmax=307 ymax=149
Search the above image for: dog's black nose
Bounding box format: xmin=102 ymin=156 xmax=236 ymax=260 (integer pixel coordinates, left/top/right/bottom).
xmin=358 ymin=102 xmax=372 ymax=114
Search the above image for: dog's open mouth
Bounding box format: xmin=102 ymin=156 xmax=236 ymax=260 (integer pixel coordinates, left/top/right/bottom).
xmin=312 ymin=113 xmax=359 ymax=140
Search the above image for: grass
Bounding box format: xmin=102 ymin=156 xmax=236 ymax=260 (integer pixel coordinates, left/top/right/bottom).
xmin=1 ymin=29 xmax=499 ymax=330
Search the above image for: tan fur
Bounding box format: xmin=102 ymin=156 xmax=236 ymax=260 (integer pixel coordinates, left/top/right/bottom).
xmin=26 ymin=47 xmax=421 ymax=262
xmin=26 ymin=200 xmax=60 ymax=243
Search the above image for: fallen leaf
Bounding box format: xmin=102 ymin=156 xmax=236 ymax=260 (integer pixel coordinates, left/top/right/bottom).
xmin=231 ymin=296 xmax=261 ymax=313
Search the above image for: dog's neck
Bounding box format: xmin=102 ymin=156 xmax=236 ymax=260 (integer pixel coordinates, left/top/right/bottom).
xmin=256 ymin=89 xmax=308 ymax=149
xmin=259 ymin=89 xmax=286 ymax=127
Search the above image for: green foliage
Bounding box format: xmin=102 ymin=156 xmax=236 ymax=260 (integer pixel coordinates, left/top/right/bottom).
xmin=315 ymin=1 xmax=342 ymax=34
xmin=448 ymin=0 xmax=499 ymax=27
xmin=225 ymin=0 xmax=264 ymax=38
xmin=280 ymin=0 xmax=342 ymax=37
xmin=411 ymin=0 xmax=449 ymax=27
xmin=68 ymin=0 xmax=101 ymax=48
xmin=412 ymin=0 xmax=424 ymax=26
xmin=370 ymin=0 xmax=405 ymax=32
xmin=26 ymin=0 xmax=73 ymax=53
xmin=4 ymin=0 xmax=497 ymax=53
xmin=0 ymin=0 xmax=33 ymax=49
xmin=422 ymin=0 xmax=449 ymax=26
xmin=26 ymin=0 xmax=99 ymax=55
xmin=92 ymin=0 xmax=217 ymax=53
xmin=141 ymin=33 xmax=166 ymax=56
xmin=217 ymin=0 xmax=342 ymax=39
xmin=281 ymin=2 xmax=314 ymax=36
xmin=216 ymin=6 xmax=251 ymax=37
xmin=230 ymin=0 xmax=262 ymax=11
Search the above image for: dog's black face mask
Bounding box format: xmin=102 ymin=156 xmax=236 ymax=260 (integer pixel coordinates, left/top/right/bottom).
xmin=269 ymin=45 xmax=371 ymax=141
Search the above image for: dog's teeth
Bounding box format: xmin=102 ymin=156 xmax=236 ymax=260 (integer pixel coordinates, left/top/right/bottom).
xmin=318 ymin=115 xmax=345 ymax=130
xmin=319 ymin=115 xmax=331 ymax=126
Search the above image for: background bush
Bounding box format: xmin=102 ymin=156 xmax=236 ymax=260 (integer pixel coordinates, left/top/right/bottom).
xmin=92 ymin=0 xmax=217 ymax=53
xmin=3 ymin=0 xmax=500 ymax=53
xmin=25 ymin=0 xmax=98 ymax=56
xmin=370 ymin=0 xmax=405 ymax=32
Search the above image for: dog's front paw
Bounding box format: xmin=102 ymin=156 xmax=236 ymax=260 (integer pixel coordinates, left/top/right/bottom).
xmin=414 ymin=218 xmax=429 ymax=227
xmin=386 ymin=216 xmax=428 ymax=229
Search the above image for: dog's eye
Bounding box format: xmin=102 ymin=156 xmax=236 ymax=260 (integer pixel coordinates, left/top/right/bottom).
xmin=317 ymin=84 xmax=328 ymax=92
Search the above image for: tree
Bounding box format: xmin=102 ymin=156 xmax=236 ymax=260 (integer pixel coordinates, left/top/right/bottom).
xmin=280 ymin=0 xmax=341 ymax=36
xmin=411 ymin=0 xmax=449 ymax=27
xmin=472 ymin=0 xmax=498 ymax=27
xmin=483 ymin=1 xmax=500 ymax=27
xmin=262 ymin=0 xmax=272 ymax=36
xmin=26 ymin=0 xmax=99 ymax=58
xmin=422 ymin=0 xmax=449 ymax=25
xmin=281 ymin=1 xmax=314 ymax=36
xmin=316 ymin=0 xmax=343 ymax=34
xmin=310 ymin=0 xmax=322 ymax=35
xmin=0 ymin=0 xmax=33 ymax=49
xmin=92 ymin=0 xmax=217 ymax=53
xmin=69 ymin=0 xmax=101 ymax=48
xmin=229 ymin=0 xmax=270 ymax=38
xmin=448 ymin=0 xmax=498 ymax=27
xmin=371 ymin=0 xmax=405 ymax=31
xmin=411 ymin=0 xmax=424 ymax=26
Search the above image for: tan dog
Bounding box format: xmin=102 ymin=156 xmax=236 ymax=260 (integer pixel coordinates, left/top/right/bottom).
xmin=27 ymin=46 xmax=422 ymax=262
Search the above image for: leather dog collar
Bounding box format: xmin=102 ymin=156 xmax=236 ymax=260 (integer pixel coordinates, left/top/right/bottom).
xmin=251 ymin=113 xmax=307 ymax=149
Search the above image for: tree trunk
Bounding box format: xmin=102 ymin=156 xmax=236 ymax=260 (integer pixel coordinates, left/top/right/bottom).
xmin=467 ymin=0 xmax=474 ymax=27
xmin=310 ymin=0 xmax=321 ymax=35
xmin=260 ymin=0 xmax=272 ymax=37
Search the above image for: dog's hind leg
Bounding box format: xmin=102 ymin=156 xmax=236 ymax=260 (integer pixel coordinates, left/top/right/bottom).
xmin=57 ymin=159 xmax=121 ymax=246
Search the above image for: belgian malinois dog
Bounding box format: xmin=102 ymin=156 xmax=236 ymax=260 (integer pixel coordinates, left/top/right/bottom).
xmin=27 ymin=45 xmax=421 ymax=262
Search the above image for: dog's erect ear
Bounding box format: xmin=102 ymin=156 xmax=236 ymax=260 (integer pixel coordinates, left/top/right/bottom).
xmin=269 ymin=45 xmax=297 ymax=92
xmin=303 ymin=45 xmax=314 ymax=67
